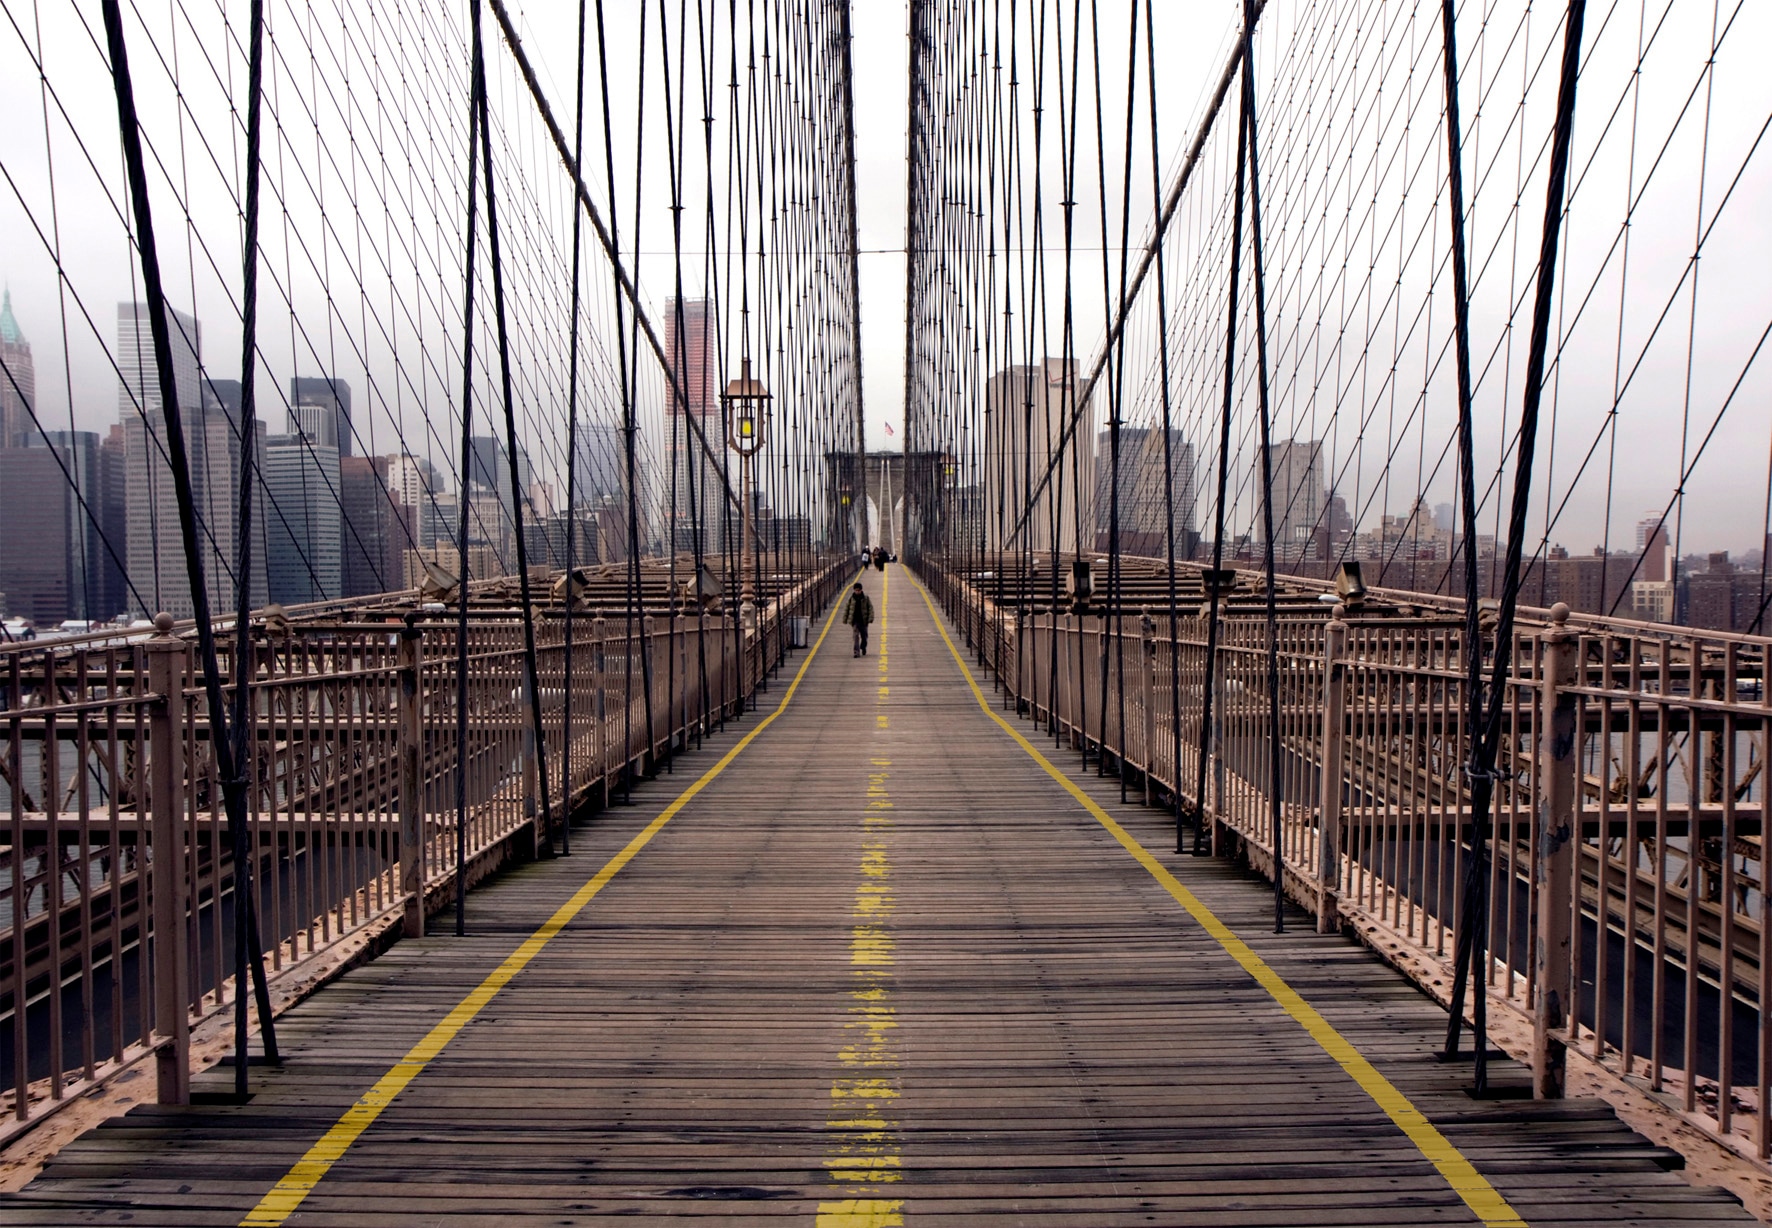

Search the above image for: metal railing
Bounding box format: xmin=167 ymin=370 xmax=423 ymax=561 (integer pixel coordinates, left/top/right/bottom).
xmin=0 ymin=559 xmax=846 ymax=1135
xmin=922 ymin=557 xmax=1772 ymax=1165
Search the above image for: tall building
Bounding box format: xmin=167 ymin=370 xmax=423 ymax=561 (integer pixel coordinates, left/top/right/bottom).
xmin=37 ymin=431 xmax=108 ymax=620
xmin=290 ymin=377 xmax=352 ymax=456
xmin=0 ymin=287 xmax=35 ymax=448
xmin=1635 ymin=514 xmax=1669 ymax=582
xmin=464 ymin=434 xmax=532 ymax=561
xmin=1094 ymin=427 xmax=1195 ymax=557
xmin=525 ymin=511 xmax=600 ymax=571
xmin=1256 ymin=439 xmax=1325 ymax=560
xmin=340 ymin=455 xmax=411 ymax=596
xmin=663 ymin=298 xmax=727 ymax=553
xmin=389 ymin=451 xmax=450 ymax=548
xmin=197 ymin=379 xmax=269 ymax=613
xmin=98 ymin=424 xmax=130 ymax=617
xmin=0 ymin=292 xmax=80 ymax=625
xmin=983 ymin=359 xmax=1094 ymax=556
xmin=120 ymin=301 xmax=258 ymax=620
xmin=263 ymin=433 xmax=341 ymax=604
xmin=464 ymin=484 xmax=513 ymax=569
xmin=574 ymin=420 xmax=626 ymax=505
xmin=0 ymin=448 xmax=71 ymax=623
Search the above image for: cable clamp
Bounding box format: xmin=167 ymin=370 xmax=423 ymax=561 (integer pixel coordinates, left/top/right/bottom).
xmin=1462 ymin=761 xmax=1513 ymax=785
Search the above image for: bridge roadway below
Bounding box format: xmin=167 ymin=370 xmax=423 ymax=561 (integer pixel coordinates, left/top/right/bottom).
xmin=2 ymin=566 xmax=1751 ymax=1226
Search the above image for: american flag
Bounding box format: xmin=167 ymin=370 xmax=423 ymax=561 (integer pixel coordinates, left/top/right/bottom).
xmin=883 ymin=420 xmax=895 ymax=436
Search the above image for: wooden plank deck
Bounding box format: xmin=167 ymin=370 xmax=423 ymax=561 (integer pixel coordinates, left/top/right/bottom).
xmin=0 ymin=565 xmax=1753 ymax=1226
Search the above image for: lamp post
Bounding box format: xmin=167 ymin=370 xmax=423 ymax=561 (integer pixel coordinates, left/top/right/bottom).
xmin=722 ymin=357 xmax=771 ymax=605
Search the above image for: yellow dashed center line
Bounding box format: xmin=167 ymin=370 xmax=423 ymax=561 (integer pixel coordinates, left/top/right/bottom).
xmin=818 ymin=569 xmax=903 ymax=1228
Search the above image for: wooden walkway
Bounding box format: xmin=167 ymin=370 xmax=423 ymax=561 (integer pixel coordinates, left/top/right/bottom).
xmin=2 ymin=565 xmax=1752 ymax=1226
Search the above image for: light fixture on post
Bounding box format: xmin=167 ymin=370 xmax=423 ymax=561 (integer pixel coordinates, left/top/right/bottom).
xmin=722 ymin=357 xmax=771 ymax=607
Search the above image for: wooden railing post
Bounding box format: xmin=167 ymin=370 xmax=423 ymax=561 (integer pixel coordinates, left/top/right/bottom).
xmin=1535 ymin=602 xmax=1578 ymax=1098
xmin=398 ymin=622 xmax=425 ymax=938
xmin=1317 ymin=607 xmax=1349 ymax=933
xmin=143 ymin=615 xmax=190 ymax=1106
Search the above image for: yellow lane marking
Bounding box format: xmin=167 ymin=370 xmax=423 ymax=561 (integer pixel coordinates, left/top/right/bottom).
xmin=240 ymin=582 xmax=852 ymax=1228
xmin=817 ymin=1200 xmax=904 ymax=1227
xmin=905 ymin=570 xmax=1528 ymax=1228
xmin=819 ymin=571 xmax=904 ymax=1227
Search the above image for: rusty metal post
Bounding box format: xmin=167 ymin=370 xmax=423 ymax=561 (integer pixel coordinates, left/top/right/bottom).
xmin=1534 ymin=602 xmax=1578 ymax=1098
xmin=398 ymin=622 xmax=425 ymax=938
xmin=143 ymin=615 xmax=191 ymax=1105
xmin=521 ymin=654 xmax=540 ymax=846
xmin=1141 ymin=618 xmax=1157 ymax=806
xmin=1317 ymin=607 xmax=1349 ymax=933
xmin=640 ymin=613 xmax=657 ymax=769
xmin=592 ymin=617 xmax=609 ymax=807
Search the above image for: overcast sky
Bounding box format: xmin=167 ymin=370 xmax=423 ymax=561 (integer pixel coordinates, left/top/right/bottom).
xmin=2 ymin=1 xmax=1768 ymax=560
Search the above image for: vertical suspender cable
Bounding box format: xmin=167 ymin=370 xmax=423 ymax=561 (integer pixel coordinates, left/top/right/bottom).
xmin=558 ymin=0 xmax=590 ymax=857
xmin=1144 ymin=0 xmax=1184 ymax=853
xmin=1442 ymin=0 xmax=1590 ymax=1094
xmin=592 ymin=0 xmax=645 ymax=799
xmin=100 ymin=0 xmax=277 ymax=1093
xmin=838 ymin=0 xmax=865 ymax=561
xmin=478 ymin=33 xmax=558 ymax=862
xmin=226 ymin=0 xmax=280 ymax=1091
xmin=454 ymin=0 xmax=487 ymax=936
xmin=1437 ymin=0 xmax=1487 ymax=1079
xmin=1238 ymin=0 xmax=1287 ymax=934
xmin=1192 ymin=55 xmax=1248 ymax=859
xmin=1106 ymin=0 xmax=1138 ymax=804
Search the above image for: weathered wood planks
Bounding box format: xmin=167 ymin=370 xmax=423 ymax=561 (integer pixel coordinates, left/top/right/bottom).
xmin=0 ymin=567 xmax=1752 ymax=1225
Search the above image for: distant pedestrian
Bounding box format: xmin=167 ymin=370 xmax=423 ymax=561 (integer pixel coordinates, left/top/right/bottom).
xmin=872 ymin=546 xmax=887 ymax=572
xmin=844 ymin=582 xmax=874 ymax=657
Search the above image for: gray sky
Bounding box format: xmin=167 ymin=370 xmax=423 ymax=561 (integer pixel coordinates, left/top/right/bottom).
xmin=2 ymin=1 xmax=1768 ymax=560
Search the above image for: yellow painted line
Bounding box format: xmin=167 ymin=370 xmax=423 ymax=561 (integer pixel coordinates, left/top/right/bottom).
xmin=820 ymin=571 xmax=905 ymax=1228
xmin=816 ymin=1200 xmax=904 ymax=1228
xmin=905 ymin=570 xmax=1528 ymax=1228
xmin=240 ymin=582 xmax=851 ymax=1228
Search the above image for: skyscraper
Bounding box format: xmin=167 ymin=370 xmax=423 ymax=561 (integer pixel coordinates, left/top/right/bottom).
xmin=663 ymin=298 xmax=726 ymax=552
xmin=1256 ymin=439 xmax=1325 ymax=560
xmin=1636 ymin=514 xmax=1669 ymax=582
xmin=290 ymin=377 xmax=352 ymax=456
xmin=1094 ymin=427 xmax=1195 ymax=557
xmin=263 ymin=433 xmax=342 ymax=604
xmin=0 ymin=287 xmax=35 ymax=448
xmin=389 ymin=451 xmax=449 ymax=548
xmin=340 ymin=455 xmax=410 ymax=596
xmin=99 ymin=424 xmax=129 ymax=617
xmin=983 ymin=359 xmax=1094 ymax=556
xmin=464 ymin=434 xmax=530 ymax=564
xmin=0 ymin=448 xmax=71 ymax=623
xmin=120 ymin=301 xmax=254 ymax=620
xmin=573 ymin=420 xmax=626 ymax=505
xmin=37 ymin=431 xmax=107 ymax=620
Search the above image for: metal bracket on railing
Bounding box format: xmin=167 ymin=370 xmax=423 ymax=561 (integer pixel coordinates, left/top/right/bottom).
xmin=1461 ymin=761 xmax=1513 ymax=785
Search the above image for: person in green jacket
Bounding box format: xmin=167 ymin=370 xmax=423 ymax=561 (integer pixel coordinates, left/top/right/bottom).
xmin=844 ymin=582 xmax=874 ymax=657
